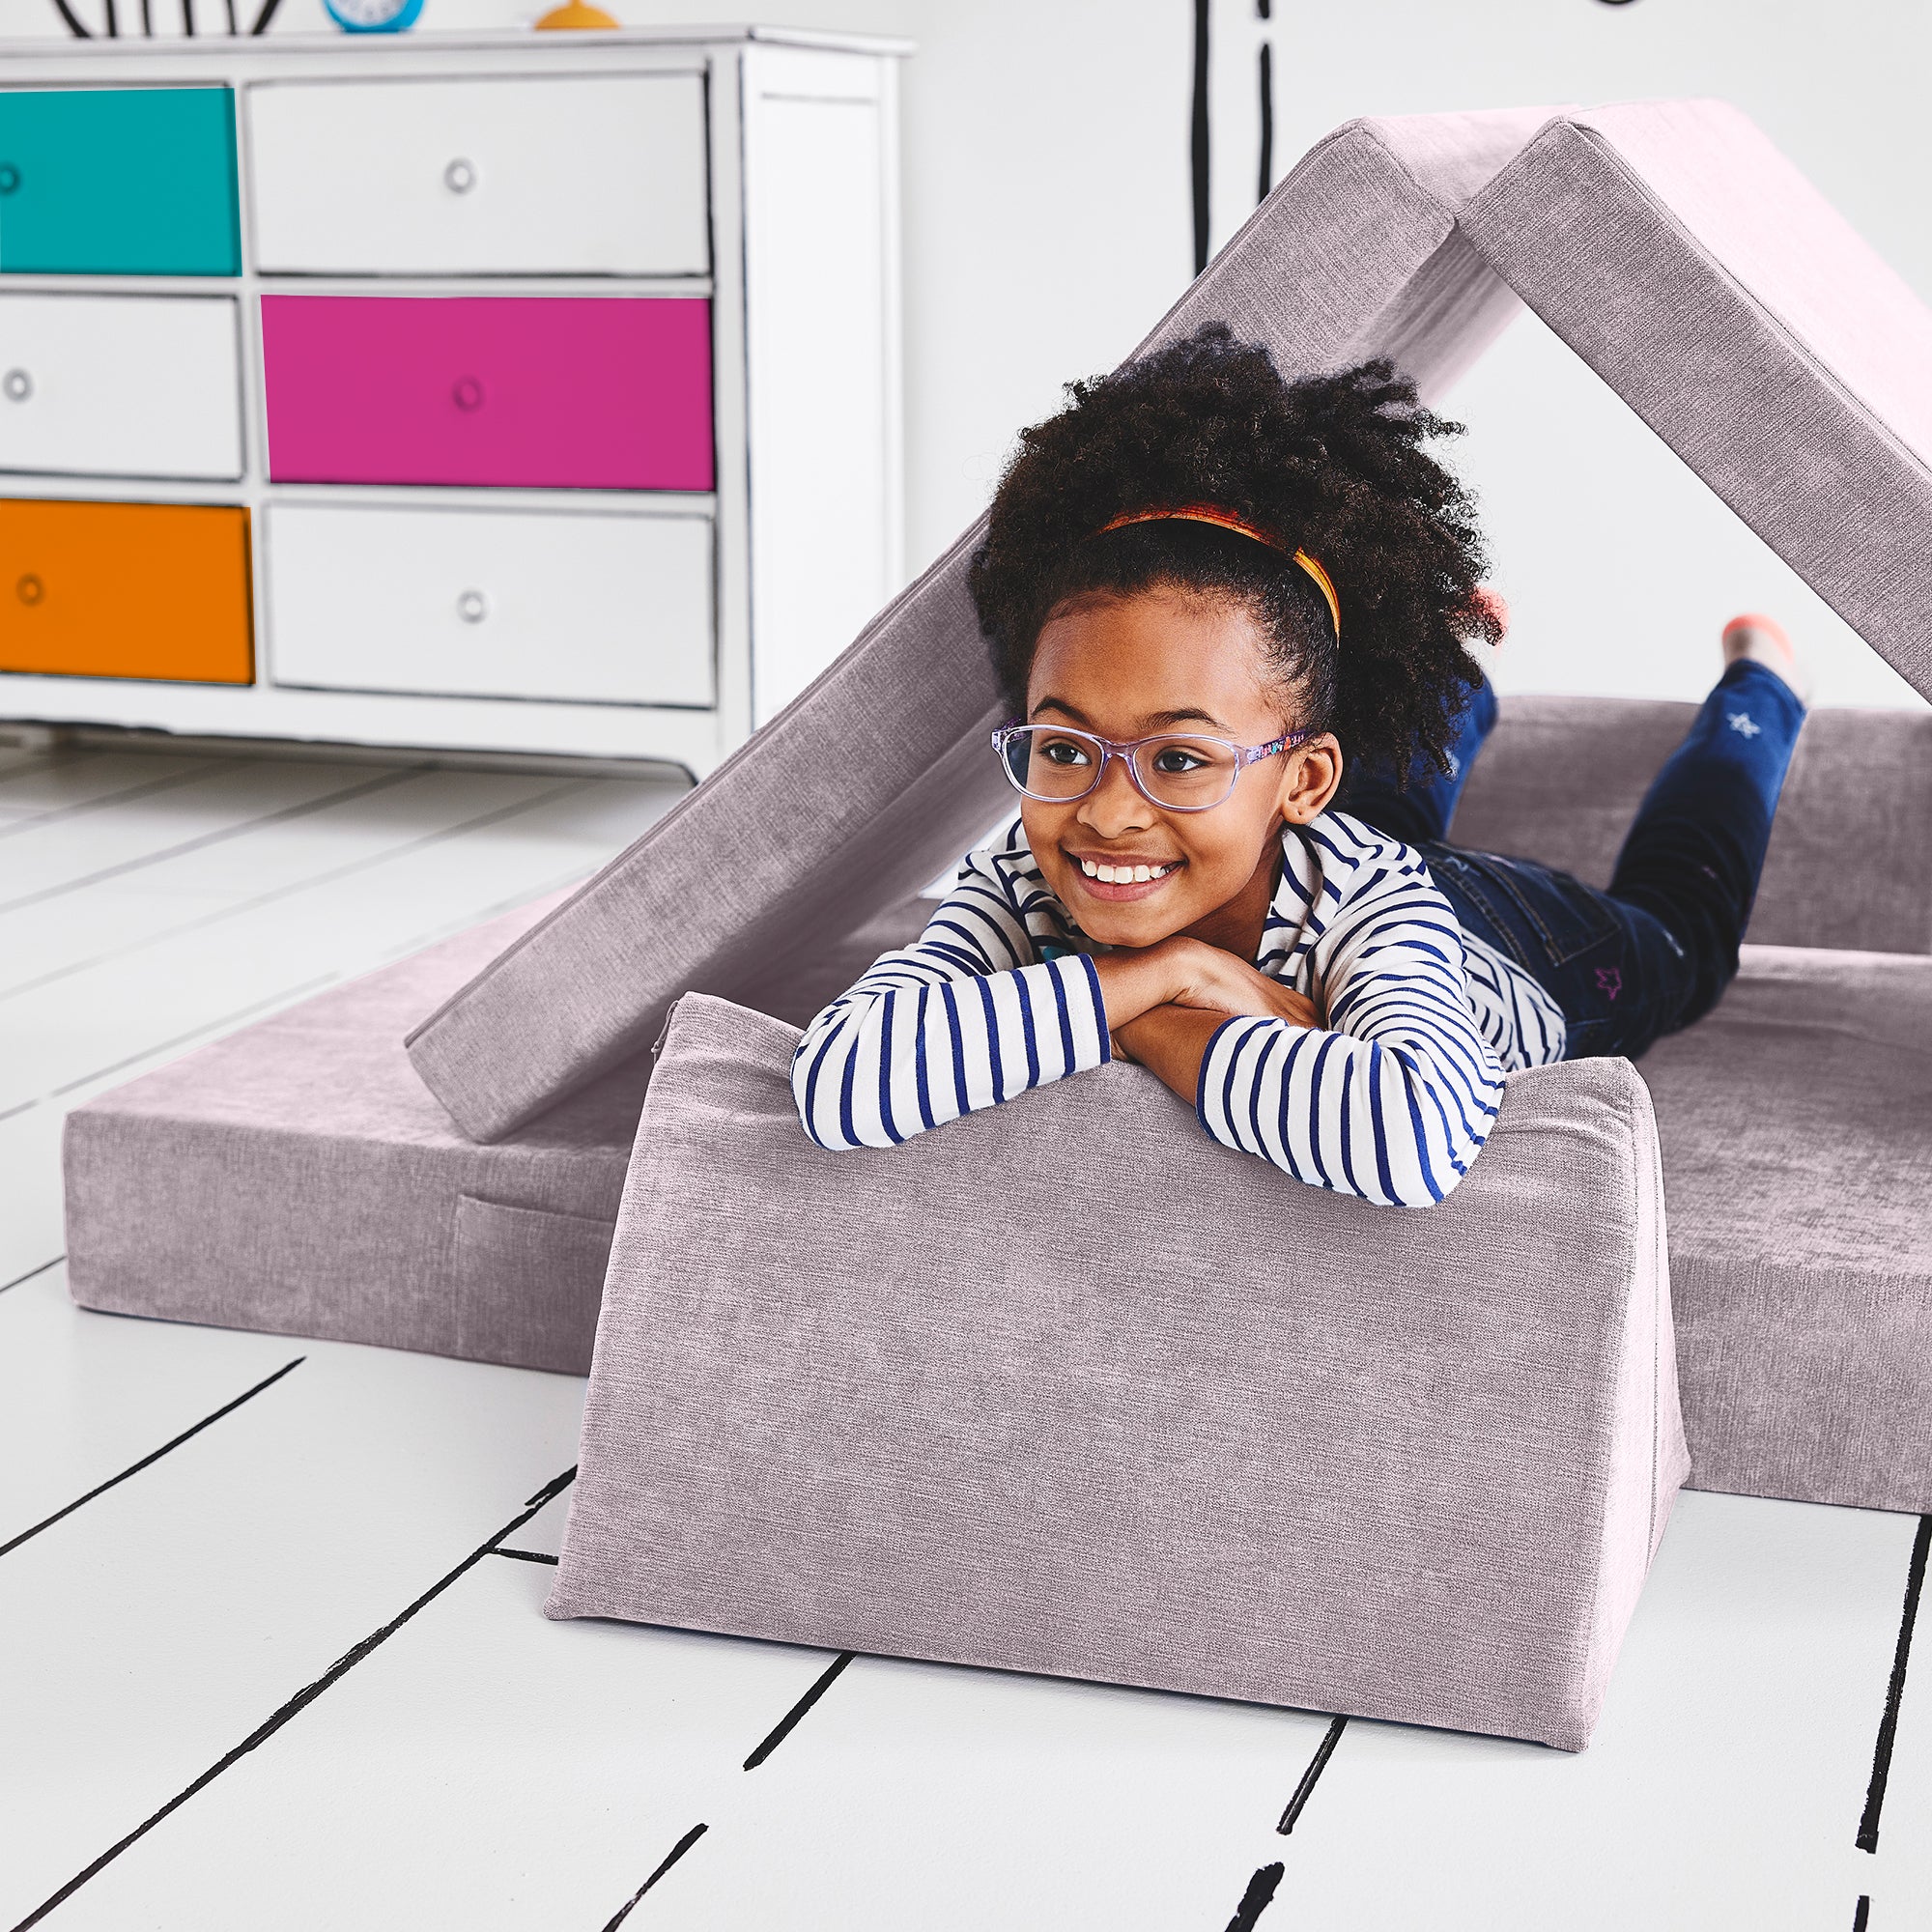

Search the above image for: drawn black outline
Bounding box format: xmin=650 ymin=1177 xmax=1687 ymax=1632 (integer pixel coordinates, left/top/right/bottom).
xmin=1278 ymin=1715 xmax=1347 ymax=1833
xmin=1190 ymin=0 xmax=1211 ymax=273
xmin=742 ymin=1651 xmax=855 ymax=1771
xmin=1224 ymin=1860 xmax=1284 ymax=1931
xmin=0 ymin=1355 xmax=303 ymax=1560
xmin=599 ymin=1822 xmax=709 ymax=1932
xmin=0 ymin=1256 xmax=64 ymax=1296
xmin=10 ymin=1466 xmax=577 ymax=1930
xmin=1858 ymin=1513 xmax=1931 ymax=1853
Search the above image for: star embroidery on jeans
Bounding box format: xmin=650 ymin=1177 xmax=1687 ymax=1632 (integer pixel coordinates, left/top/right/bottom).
xmin=1727 ymin=710 xmax=1762 ymax=738
xmin=1595 ymin=966 xmax=1623 ymax=1002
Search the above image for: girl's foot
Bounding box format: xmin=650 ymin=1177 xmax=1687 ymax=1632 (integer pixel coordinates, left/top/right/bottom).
xmin=1722 ymin=612 xmax=1811 ymax=705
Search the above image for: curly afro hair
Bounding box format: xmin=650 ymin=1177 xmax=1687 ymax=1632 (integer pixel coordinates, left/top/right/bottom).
xmin=968 ymin=326 xmax=1501 ymax=783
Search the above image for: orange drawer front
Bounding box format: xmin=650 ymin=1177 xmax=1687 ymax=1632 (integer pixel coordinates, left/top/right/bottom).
xmin=0 ymin=498 xmax=253 ymax=684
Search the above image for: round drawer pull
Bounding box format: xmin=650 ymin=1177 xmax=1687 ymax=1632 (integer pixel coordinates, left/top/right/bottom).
xmin=3 ymin=369 xmax=31 ymax=403
xmin=17 ymin=573 xmax=43 ymax=607
xmin=456 ymin=589 xmax=489 ymax=624
xmin=443 ymin=157 xmax=478 ymax=195
xmin=451 ymin=376 xmax=485 ymax=412
xmin=0 ymin=164 xmax=18 ymax=196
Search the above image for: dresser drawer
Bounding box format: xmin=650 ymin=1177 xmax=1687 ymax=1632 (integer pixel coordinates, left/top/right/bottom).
xmin=266 ymin=503 xmax=713 ymax=707
xmin=0 ymin=88 xmax=240 ymax=276
xmin=247 ymin=74 xmax=708 ymax=277
xmin=261 ymin=295 xmax=713 ymax=492
xmin=0 ymin=498 xmax=252 ymax=684
xmin=0 ymin=294 xmax=242 ymax=481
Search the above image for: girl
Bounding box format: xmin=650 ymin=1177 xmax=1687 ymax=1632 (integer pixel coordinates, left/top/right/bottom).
xmin=792 ymin=327 xmax=1805 ymax=1207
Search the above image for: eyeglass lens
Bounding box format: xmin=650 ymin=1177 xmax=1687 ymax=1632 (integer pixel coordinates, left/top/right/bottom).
xmin=1001 ymin=726 xmax=1241 ymax=810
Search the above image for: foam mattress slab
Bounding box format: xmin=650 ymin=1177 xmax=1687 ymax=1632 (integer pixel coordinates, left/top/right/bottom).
xmin=63 ymin=895 xmax=642 ymax=1375
xmin=549 ymin=994 xmax=1688 ymax=1752
xmin=62 ymin=889 xmax=944 ymax=1372
xmin=1638 ymin=943 xmax=1932 ymax=1513
xmin=1463 ymin=100 xmax=1932 ymax=699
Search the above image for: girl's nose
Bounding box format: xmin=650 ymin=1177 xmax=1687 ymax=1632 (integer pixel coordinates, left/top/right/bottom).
xmin=1077 ymin=754 xmax=1155 ymax=837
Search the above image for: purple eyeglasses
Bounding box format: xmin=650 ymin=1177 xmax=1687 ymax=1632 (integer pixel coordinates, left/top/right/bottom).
xmin=992 ymin=723 xmax=1308 ymax=813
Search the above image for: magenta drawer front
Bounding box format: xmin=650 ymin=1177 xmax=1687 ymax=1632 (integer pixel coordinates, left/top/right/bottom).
xmin=261 ymin=296 xmax=713 ymax=491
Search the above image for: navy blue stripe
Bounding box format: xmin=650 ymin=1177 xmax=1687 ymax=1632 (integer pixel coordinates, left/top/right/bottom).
xmin=976 ymin=973 xmax=1007 ymax=1101
xmin=1408 ymin=1049 xmax=1470 ymax=1179
xmin=1080 ymin=952 xmax=1113 ymax=1065
xmin=1300 ymin=1032 xmax=1339 ymax=1189
xmin=1385 ymin=1044 xmax=1444 ymax=1202
xmin=1049 ymin=961 xmax=1076 ymax=1075
xmin=1247 ymin=1025 xmax=1284 ymax=1156
xmin=940 ymin=979 xmax=970 ymax=1117
xmin=912 ymin=986 xmax=936 ymax=1130
xmin=837 ymin=1032 xmax=861 ymax=1149
xmin=874 ymin=991 xmax=904 ymax=1145
xmin=1366 ymin=1042 xmax=1398 ymax=1204
xmin=1015 ymin=968 xmax=1041 ymax=1088
xmin=922 ymin=940 xmax=992 ymax=975
xmin=1220 ymin=1020 xmax=1256 ymax=1139
xmin=927 ymin=916 xmax=1006 ymax=967
xmin=800 ymin=1023 xmax=845 ymax=1143
xmin=1196 ymin=1016 xmax=1243 ymax=1125
xmin=1336 ymin=1053 xmax=1362 ymax=1198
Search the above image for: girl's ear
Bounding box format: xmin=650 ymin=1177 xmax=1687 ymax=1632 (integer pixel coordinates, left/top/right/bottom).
xmin=1277 ymin=734 xmax=1344 ymax=826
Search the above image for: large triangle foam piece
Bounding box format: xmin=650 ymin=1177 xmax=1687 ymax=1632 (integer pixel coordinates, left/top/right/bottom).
xmin=1463 ymin=99 xmax=1932 ymax=701
xmin=406 ymin=106 xmax=1553 ymax=1143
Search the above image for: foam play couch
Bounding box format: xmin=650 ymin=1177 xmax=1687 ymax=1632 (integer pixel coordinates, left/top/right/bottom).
xmin=63 ymin=98 xmax=1932 ymax=1746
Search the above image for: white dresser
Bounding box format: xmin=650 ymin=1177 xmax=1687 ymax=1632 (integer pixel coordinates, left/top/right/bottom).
xmin=0 ymin=27 xmax=905 ymax=777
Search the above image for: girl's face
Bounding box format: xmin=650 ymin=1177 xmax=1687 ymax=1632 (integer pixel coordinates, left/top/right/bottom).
xmin=1021 ymin=586 xmax=1342 ymax=951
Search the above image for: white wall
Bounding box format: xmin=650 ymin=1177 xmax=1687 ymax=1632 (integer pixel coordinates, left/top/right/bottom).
xmin=4 ymin=0 xmax=1926 ymax=709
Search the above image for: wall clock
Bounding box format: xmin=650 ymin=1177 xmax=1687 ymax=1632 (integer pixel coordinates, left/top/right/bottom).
xmin=324 ymin=0 xmax=423 ymax=34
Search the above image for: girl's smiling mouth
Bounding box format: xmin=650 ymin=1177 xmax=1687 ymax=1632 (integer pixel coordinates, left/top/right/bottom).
xmin=1064 ymin=849 xmax=1184 ymax=899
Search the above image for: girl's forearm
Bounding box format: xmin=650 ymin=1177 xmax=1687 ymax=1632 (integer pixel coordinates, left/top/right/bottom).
xmin=1090 ymin=946 xmax=1189 ymax=1032
xmin=1111 ymin=1004 xmax=1231 ymax=1107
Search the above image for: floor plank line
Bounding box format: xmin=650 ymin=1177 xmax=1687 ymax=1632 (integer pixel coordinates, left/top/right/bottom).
xmin=0 ymin=765 xmax=425 ymax=918
xmin=600 ymin=1823 xmax=710 ymax=1932
xmin=0 ymin=1357 xmax=306 ymax=1559
xmin=1857 ymin=1513 xmax=1932 ymax=1853
xmin=0 ymin=759 xmax=219 ymax=838
xmin=0 ymin=1255 xmax=63 ymax=1296
xmin=1222 ymin=1861 xmax=1285 ymax=1932
xmin=8 ymin=1465 xmax=579 ymax=1932
xmin=44 ymin=971 xmax=342 ymax=1099
xmin=0 ymin=775 xmax=596 ymax=1006
xmin=742 ymin=1652 xmax=855 ymax=1772
xmin=1276 ymin=1715 xmax=1348 ymax=1835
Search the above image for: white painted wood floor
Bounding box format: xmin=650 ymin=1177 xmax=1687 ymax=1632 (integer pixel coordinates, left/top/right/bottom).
xmin=1 ymin=736 xmax=1925 ymax=1932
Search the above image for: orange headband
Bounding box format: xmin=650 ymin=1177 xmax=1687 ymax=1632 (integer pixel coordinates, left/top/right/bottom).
xmin=1098 ymin=505 xmax=1341 ymax=639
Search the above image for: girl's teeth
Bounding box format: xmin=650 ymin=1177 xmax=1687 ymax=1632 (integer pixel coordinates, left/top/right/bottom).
xmin=1132 ymin=865 xmax=1151 ymax=882
xmin=1081 ymin=860 xmax=1099 ymax=877
xmin=1079 ymin=859 xmax=1172 ymax=884
xmin=1097 ymin=865 xmax=1118 ymax=882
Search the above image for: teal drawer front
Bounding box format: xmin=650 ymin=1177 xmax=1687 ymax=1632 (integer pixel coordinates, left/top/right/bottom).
xmin=0 ymin=88 xmax=240 ymax=275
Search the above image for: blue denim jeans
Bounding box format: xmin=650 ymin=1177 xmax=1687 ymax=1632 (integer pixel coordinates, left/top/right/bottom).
xmin=1334 ymin=661 xmax=1806 ymax=1061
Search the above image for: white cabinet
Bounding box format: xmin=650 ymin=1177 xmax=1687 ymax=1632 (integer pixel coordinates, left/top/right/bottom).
xmin=0 ymin=31 xmax=905 ymax=774
xmin=267 ymin=503 xmax=714 ymax=708
xmin=246 ymin=73 xmax=711 ymax=279
xmin=0 ymin=293 xmax=242 ymax=481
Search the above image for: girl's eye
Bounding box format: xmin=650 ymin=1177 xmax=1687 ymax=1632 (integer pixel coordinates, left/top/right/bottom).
xmin=1039 ymin=737 xmax=1093 ymax=767
xmin=1151 ymin=745 xmax=1209 ymax=775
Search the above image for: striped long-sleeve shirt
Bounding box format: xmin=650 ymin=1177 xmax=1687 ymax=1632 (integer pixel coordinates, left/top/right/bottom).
xmin=791 ymin=811 xmax=1567 ymax=1208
